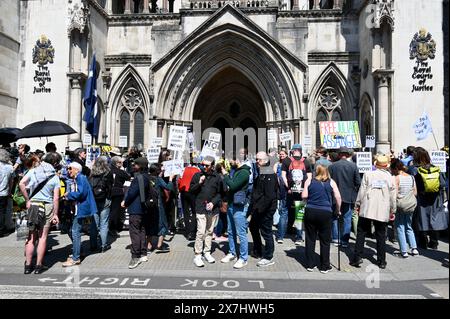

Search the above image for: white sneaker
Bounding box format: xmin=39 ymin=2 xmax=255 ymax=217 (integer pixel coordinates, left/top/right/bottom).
xmin=277 ymin=239 xmax=284 ymax=244
xmin=257 ymin=258 xmax=275 ymax=267
xmin=233 ymin=259 xmax=248 ymax=269
xmin=411 ymin=248 xmax=420 ymax=256
xmin=139 ymin=256 xmax=148 ymax=262
xmin=221 ymin=253 xmax=237 ymax=263
xmin=203 ymin=252 xmax=216 ymax=264
xmin=194 ymin=255 xmax=205 ymax=267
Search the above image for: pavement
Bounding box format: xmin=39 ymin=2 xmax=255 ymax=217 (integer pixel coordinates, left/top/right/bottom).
xmin=0 ymin=228 xmax=448 ymax=299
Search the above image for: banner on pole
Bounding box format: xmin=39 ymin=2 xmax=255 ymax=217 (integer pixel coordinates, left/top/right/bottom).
xmin=319 ymin=121 xmax=362 ymax=149
xmin=412 ymin=112 xmax=433 ymax=141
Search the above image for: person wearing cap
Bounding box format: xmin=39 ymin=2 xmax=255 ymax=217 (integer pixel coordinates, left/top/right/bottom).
xmin=277 ymin=144 xmax=313 ymax=245
xmin=121 ymin=157 xmax=151 ymax=269
xmin=190 ymin=156 xmax=224 ymax=267
xmin=72 ymin=148 xmax=91 ymax=177
xmin=62 ymin=161 xmax=98 ymax=267
xmin=328 ymin=146 xmax=361 ymax=248
xmin=350 ymin=155 xmax=397 ymax=269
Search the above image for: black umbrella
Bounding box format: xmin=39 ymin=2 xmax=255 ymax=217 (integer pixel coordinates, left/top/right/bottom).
xmin=0 ymin=127 xmax=22 ymax=144
xmin=18 ymin=120 xmax=77 ymax=139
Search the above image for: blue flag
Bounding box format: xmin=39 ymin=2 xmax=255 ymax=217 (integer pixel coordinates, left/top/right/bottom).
xmin=83 ymin=54 xmax=99 ymax=139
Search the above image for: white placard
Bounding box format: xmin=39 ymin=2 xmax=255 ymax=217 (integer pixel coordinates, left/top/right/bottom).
xmin=431 ymin=151 xmax=447 ymax=173
xmin=208 ymin=132 xmax=221 ymax=143
xmin=162 ymin=160 xmax=184 ymax=177
xmin=86 ymin=146 xmax=101 ymax=169
xmin=356 ymin=152 xmax=373 ymax=173
xmin=119 ymin=136 xmax=128 ymax=148
xmin=147 ymin=147 xmax=161 ymax=164
xmin=365 ymin=135 xmax=376 ymax=149
xmin=279 ymin=132 xmax=292 ymax=143
xmin=168 ymin=126 xmax=187 ymax=152
xmin=187 ymin=132 xmax=196 ymax=152
xmin=150 ymin=137 xmax=163 ymax=148
xmin=267 ymin=129 xmax=277 ymax=142
xmin=83 ymin=133 xmax=92 ymax=146
xmin=303 ymin=135 xmax=312 ymax=149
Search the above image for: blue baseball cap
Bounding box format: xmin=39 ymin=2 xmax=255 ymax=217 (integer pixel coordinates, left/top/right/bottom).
xmin=291 ymin=144 xmax=302 ymax=150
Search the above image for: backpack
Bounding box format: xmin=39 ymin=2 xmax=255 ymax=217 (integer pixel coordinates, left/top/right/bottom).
xmin=90 ymin=174 xmax=108 ymax=200
xmin=137 ymin=174 xmax=159 ymax=210
xmin=418 ymin=166 xmax=440 ymax=193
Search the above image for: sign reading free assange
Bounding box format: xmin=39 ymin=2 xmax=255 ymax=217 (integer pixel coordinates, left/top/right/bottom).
xmin=319 ymin=121 xmax=362 ymax=149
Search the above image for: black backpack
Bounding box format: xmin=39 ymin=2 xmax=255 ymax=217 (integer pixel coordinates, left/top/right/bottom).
xmin=137 ymin=174 xmax=158 ymax=210
xmin=89 ymin=174 xmax=108 ymax=200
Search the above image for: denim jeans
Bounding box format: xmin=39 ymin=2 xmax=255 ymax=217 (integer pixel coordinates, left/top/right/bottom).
xmin=91 ymin=199 xmax=111 ymax=249
xmin=71 ymin=218 xmax=84 ymax=261
xmin=332 ymin=202 xmax=353 ymax=245
xmin=395 ymin=212 xmax=417 ymax=253
xmin=227 ymin=203 xmax=249 ymax=261
xmin=276 ymin=197 xmax=302 ymax=241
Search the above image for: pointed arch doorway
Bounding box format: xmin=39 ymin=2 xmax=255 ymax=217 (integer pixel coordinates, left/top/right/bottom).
xmin=192 ymin=66 xmax=266 ymax=151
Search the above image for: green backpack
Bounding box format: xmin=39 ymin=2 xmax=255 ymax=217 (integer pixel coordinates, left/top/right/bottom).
xmin=418 ymin=166 xmax=440 ymax=193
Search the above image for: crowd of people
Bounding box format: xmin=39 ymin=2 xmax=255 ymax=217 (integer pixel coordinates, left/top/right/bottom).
xmin=0 ymin=141 xmax=448 ymax=274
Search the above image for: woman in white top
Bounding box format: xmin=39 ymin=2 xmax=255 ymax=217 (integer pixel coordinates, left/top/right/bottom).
xmin=390 ymin=159 xmax=419 ymax=258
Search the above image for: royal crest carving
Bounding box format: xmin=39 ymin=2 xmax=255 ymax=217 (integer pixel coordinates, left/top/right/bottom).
xmin=409 ymin=28 xmax=436 ymax=62
xmin=32 ymin=35 xmax=55 ymax=65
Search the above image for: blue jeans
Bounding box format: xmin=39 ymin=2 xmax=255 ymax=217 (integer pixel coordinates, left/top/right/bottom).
xmin=395 ymin=212 xmax=417 ymax=253
xmin=71 ymin=218 xmax=84 ymax=261
xmin=227 ymin=203 xmax=249 ymax=261
xmin=332 ymin=202 xmax=353 ymax=245
xmin=276 ymin=197 xmax=302 ymax=241
xmin=91 ymin=199 xmax=111 ymax=249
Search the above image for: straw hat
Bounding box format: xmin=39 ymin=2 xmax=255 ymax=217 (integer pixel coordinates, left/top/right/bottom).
xmin=374 ymin=155 xmax=390 ymax=168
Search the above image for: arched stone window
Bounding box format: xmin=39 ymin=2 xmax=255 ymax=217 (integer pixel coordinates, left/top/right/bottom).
xmin=315 ymin=87 xmax=343 ymax=146
xmin=118 ymin=87 xmax=146 ymax=147
xmin=119 ymin=110 xmax=130 ymax=147
xmin=134 ymin=109 xmax=145 ymax=147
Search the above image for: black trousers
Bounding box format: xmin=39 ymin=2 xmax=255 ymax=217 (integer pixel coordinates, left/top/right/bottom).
xmin=304 ymin=207 xmax=332 ymax=270
xmin=129 ymin=214 xmax=147 ymax=258
xmin=354 ymin=217 xmax=387 ymax=263
xmin=181 ymin=191 xmax=196 ymax=237
xmin=109 ymin=195 xmax=125 ymax=232
xmin=0 ymin=196 xmax=8 ymax=234
xmin=249 ymin=210 xmax=275 ymax=260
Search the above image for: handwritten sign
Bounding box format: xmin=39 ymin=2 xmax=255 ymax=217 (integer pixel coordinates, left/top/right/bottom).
xmin=83 ymin=133 xmax=92 ymax=146
xmin=208 ymin=132 xmax=221 ymax=143
xmin=147 ymin=147 xmax=161 ymax=164
xmin=412 ymin=112 xmax=433 ymax=141
xmin=119 ymin=136 xmax=128 ymax=148
xmin=162 ymin=160 xmax=184 ymax=177
xmin=303 ymin=135 xmax=312 ymax=149
xmin=431 ymin=151 xmax=447 ymax=173
xmin=365 ymin=135 xmax=376 ymax=149
xmin=267 ymin=129 xmax=277 ymax=143
xmin=168 ymin=126 xmax=187 ymax=152
xmin=187 ymin=132 xmax=196 ymax=152
xmin=150 ymin=137 xmax=163 ymax=148
xmin=319 ymin=121 xmax=362 ymax=149
xmin=356 ymin=152 xmax=373 ymax=173
xmin=86 ymin=146 xmax=101 ymax=169
xmin=279 ymin=132 xmax=292 ymax=143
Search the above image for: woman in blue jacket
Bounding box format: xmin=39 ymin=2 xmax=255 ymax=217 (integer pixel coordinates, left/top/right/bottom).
xmin=62 ymin=162 xmax=97 ymax=267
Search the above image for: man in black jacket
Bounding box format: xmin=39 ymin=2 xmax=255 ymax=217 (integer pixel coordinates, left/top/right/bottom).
xmin=190 ymin=156 xmax=223 ymax=267
xmin=328 ymin=146 xmax=361 ymax=247
xmin=249 ymin=152 xmax=278 ymax=267
xmin=72 ymin=148 xmax=91 ymax=177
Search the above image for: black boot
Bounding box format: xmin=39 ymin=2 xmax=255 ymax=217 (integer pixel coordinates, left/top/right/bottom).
xmin=24 ymin=262 xmax=33 ymax=274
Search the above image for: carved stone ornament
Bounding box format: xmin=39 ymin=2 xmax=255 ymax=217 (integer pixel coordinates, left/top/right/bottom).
xmin=372 ymin=0 xmax=394 ymax=30
xmin=121 ymin=87 xmax=143 ymax=111
xmin=318 ymin=87 xmax=341 ymax=111
xmin=32 ymin=34 xmax=55 ymax=65
xmin=67 ymin=0 xmax=89 ymax=36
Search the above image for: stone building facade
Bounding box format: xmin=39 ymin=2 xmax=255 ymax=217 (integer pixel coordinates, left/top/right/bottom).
xmin=1 ymin=0 xmax=448 ymax=154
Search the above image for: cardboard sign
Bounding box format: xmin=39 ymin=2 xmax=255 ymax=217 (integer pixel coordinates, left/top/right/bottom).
xmin=303 ymin=135 xmax=312 ymax=149
xmin=365 ymin=135 xmax=376 ymax=149
xmin=83 ymin=133 xmax=92 ymax=146
xmin=208 ymin=132 xmax=221 ymax=143
xmin=162 ymin=160 xmax=184 ymax=177
xmin=267 ymin=129 xmax=277 ymax=143
xmin=167 ymin=126 xmax=187 ymax=152
xmin=319 ymin=121 xmax=362 ymax=149
xmin=431 ymin=151 xmax=447 ymax=173
xmin=187 ymin=132 xmax=196 ymax=152
xmin=118 ymin=136 xmax=128 ymax=148
xmin=86 ymin=146 xmax=101 ymax=169
xmin=150 ymin=137 xmax=163 ymax=148
xmin=279 ymin=132 xmax=292 ymax=143
xmin=356 ymin=152 xmax=373 ymax=173
xmin=147 ymin=147 xmax=161 ymax=164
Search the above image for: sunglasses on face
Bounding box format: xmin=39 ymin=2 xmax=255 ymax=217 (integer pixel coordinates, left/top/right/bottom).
xmin=67 ymin=167 xmax=73 ymax=171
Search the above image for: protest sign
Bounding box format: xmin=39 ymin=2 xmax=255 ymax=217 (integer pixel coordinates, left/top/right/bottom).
xmin=303 ymin=135 xmax=312 ymax=149
xmin=86 ymin=146 xmax=101 ymax=168
xmin=162 ymin=160 xmax=184 ymax=177
xmin=412 ymin=112 xmax=433 ymax=141
xmin=167 ymin=126 xmax=187 ymax=152
xmin=150 ymin=137 xmax=163 ymax=148
xmin=187 ymin=132 xmax=197 ymax=152
xmin=119 ymin=136 xmax=128 ymax=148
xmin=319 ymin=121 xmax=362 ymax=149
xmin=267 ymin=129 xmax=277 ymax=145
xmin=279 ymin=132 xmax=292 ymax=143
xmin=431 ymin=151 xmax=447 ymax=173
xmin=147 ymin=147 xmax=161 ymax=164
xmin=83 ymin=133 xmax=92 ymax=146
xmin=365 ymin=135 xmax=376 ymax=149
xmin=356 ymin=152 xmax=373 ymax=173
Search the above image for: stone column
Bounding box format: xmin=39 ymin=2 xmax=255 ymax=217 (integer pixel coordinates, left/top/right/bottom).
xmin=143 ymin=0 xmax=150 ymax=13
xmin=124 ymin=0 xmax=132 ymax=13
xmin=106 ymin=0 xmax=113 ymax=14
xmin=67 ymin=72 xmax=87 ymax=149
xmin=292 ymin=0 xmax=299 ymax=10
xmin=333 ymin=0 xmax=342 ymax=9
xmin=161 ymin=0 xmax=169 ymax=12
xmin=374 ymin=70 xmax=393 ymax=155
xmin=102 ymin=70 xmax=112 ymax=144
xmin=313 ymin=0 xmax=320 ymax=9
xmin=157 ymin=120 xmax=164 ymax=137
xmin=294 ymin=122 xmax=300 ymax=144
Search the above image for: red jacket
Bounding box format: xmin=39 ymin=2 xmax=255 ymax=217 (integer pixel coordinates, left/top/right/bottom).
xmin=178 ymin=166 xmax=200 ymax=192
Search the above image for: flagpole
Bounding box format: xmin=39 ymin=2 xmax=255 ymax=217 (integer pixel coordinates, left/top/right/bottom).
xmin=432 ymin=131 xmax=440 ymax=150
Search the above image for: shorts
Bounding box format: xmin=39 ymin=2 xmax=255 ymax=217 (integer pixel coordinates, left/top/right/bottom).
xmin=30 ymin=202 xmax=54 ymax=228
